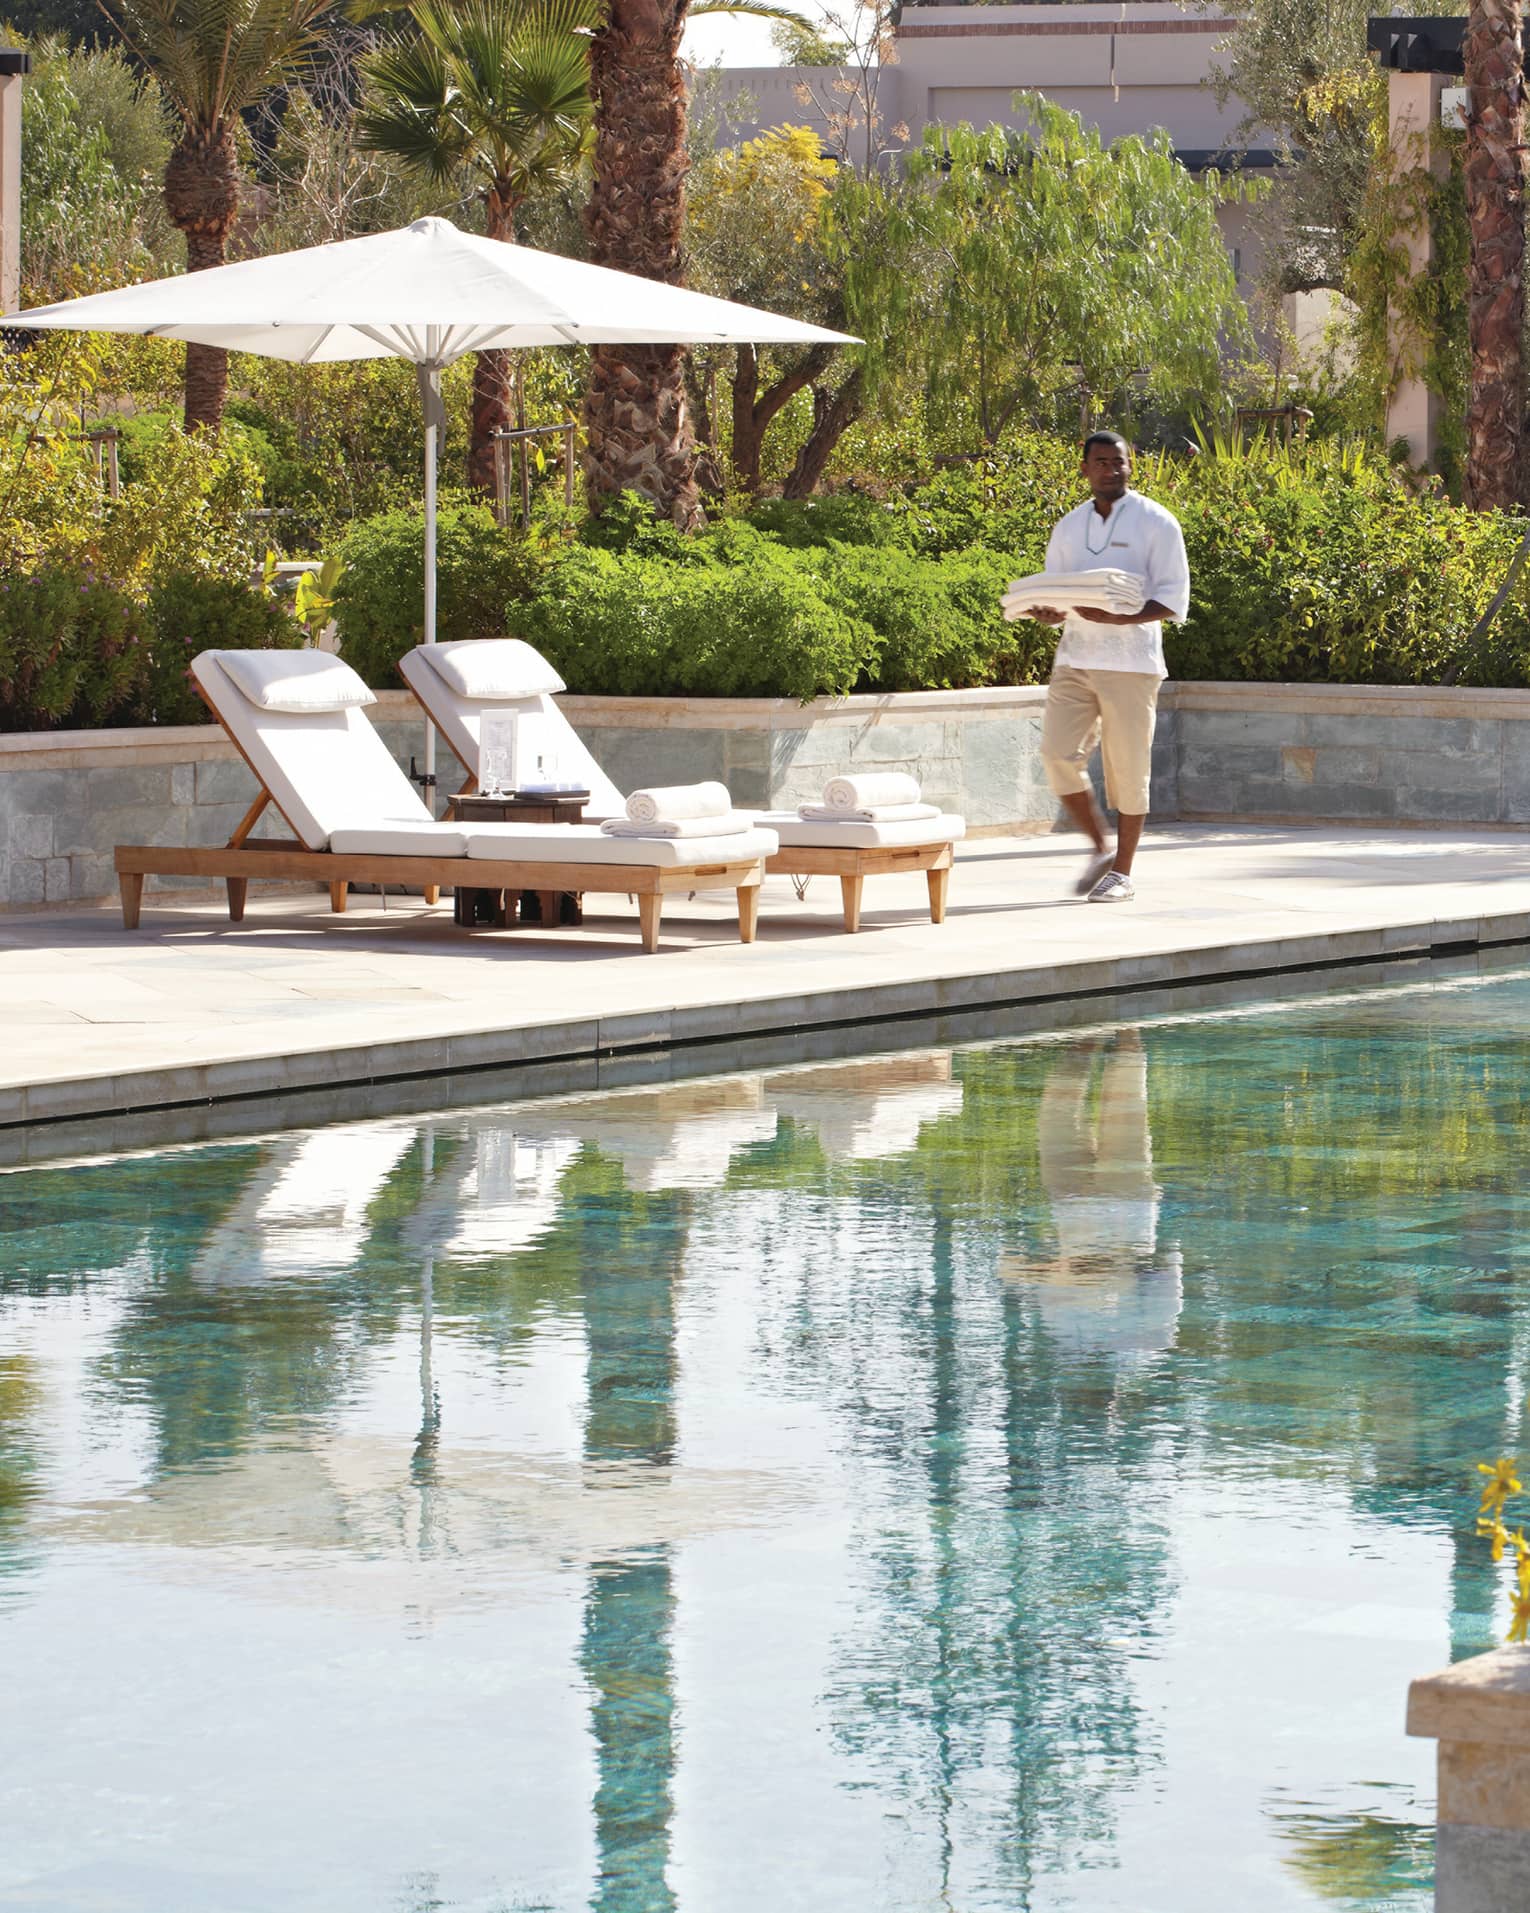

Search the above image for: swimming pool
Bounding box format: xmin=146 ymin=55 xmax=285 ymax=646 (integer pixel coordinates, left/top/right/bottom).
xmin=4 ymin=969 xmax=1526 ymax=1911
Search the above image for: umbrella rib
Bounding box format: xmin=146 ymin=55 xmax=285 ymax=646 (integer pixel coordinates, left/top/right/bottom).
xmin=299 ymin=325 xmax=336 ymax=366
xmin=354 ymin=323 xmax=410 ymax=359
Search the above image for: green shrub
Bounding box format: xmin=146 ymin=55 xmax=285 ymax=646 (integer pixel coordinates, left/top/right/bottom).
xmin=136 ymin=576 xmax=304 ymax=725
xmin=516 ymin=544 xmax=877 ymax=700
xmin=1138 ymin=440 xmax=1530 ymax=686
xmin=804 ymin=543 xmax=1042 ymax=691
xmin=0 ymin=569 xmax=304 ymax=730
xmin=0 ymin=569 xmax=145 ymax=729
xmin=333 ymin=500 xmax=548 ymax=687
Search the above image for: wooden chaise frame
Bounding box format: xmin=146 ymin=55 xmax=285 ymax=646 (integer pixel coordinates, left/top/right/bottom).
xmin=419 ymin=688 xmax=954 ymax=937
xmin=768 ymin=841 xmax=953 ymax=934
xmin=112 ymin=693 xmax=764 ymax=955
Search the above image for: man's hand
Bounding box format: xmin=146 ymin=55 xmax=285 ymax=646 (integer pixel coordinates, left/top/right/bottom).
xmin=1075 ymin=599 xmax=1173 ymax=626
xmin=1030 ymin=606 xmax=1066 ymax=626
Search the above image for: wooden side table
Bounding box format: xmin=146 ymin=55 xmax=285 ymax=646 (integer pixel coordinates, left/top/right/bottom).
xmin=445 ymin=789 xmax=591 ymax=927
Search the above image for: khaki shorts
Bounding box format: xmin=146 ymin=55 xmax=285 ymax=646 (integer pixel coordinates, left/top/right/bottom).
xmin=1040 ymin=666 xmax=1161 ymax=816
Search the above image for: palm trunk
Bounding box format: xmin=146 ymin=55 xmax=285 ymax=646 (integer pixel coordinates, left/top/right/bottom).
xmin=183 ymin=228 xmax=230 ymax=434
xmin=583 ymin=0 xmax=702 ymax=529
xmin=471 ymin=185 xmax=519 ymax=500
xmin=1464 ymin=0 xmax=1525 ymax=509
xmin=165 ymin=128 xmax=240 ymax=435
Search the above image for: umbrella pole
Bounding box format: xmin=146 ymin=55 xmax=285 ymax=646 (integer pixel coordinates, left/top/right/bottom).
xmin=416 ymin=357 xmax=445 ymax=804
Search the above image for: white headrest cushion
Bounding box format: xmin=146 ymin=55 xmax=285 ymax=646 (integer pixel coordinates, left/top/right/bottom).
xmin=420 ymin=639 xmax=565 ymax=700
xmin=213 ymin=648 xmax=375 ymax=714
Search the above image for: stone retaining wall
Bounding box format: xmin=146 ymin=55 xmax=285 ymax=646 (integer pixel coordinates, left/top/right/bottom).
xmin=5 ymin=681 xmax=1530 ymax=910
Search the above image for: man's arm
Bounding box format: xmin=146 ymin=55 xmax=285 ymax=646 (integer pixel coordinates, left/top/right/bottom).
xmin=1074 ymin=600 xmax=1173 ymax=627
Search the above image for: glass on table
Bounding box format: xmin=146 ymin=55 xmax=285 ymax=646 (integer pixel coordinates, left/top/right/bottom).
xmin=480 ymin=747 xmax=509 ymax=798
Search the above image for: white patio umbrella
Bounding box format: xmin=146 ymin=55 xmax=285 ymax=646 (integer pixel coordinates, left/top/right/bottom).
xmin=5 ymin=215 xmax=857 ymax=786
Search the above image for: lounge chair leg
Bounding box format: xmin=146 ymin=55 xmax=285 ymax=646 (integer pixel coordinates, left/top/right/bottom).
xmin=737 ymin=881 xmax=760 ymax=944
xmin=227 ymin=878 xmax=248 ymax=923
xmin=927 ymin=862 xmax=951 ymax=925
xmin=422 ymin=886 xmax=440 ymax=906
xmin=329 ymin=880 xmax=348 ymax=914
xmin=537 ymin=890 xmax=560 ymax=929
xmin=839 ymin=873 xmax=864 ymax=934
xmin=638 ymin=892 xmax=662 ymax=953
xmin=120 ymin=872 xmax=143 ymax=931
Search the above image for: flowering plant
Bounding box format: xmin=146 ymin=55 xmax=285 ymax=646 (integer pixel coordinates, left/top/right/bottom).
xmin=1476 ymin=1456 xmax=1530 ymax=1642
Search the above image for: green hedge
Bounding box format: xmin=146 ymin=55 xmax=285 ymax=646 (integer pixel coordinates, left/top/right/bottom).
xmin=332 ymin=500 xmax=547 ymax=688
xmin=0 ymin=570 xmax=302 ymax=731
xmin=306 ymin=433 xmax=1530 ymax=703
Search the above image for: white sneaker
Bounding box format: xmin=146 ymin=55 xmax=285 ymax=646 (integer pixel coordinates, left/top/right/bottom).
xmin=1087 ymin=870 xmax=1135 ymax=903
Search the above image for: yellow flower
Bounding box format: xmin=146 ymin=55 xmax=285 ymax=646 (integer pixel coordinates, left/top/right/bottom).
xmin=1479 ymin=1512 xmax=1511 ymax=1561
xmin=1479 ymin=1458 xmax=1523 ymax=1512
xmin=1510 ymin=1591 xmax=1530 ymax=1645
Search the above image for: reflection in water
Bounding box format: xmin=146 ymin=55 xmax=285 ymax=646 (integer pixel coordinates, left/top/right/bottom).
xmin=1271 ymin=1796 xmax=1433 ymax=1904
xmin=522 ymin=1079 xmax=777 ymax=1194
xmin=192 ymin=1122 xmax=419 ymax=1286
xmin=764 ymin=1054 xmax=964 ymax=1161
xmin=1000 ymin=1034 xmax=1182 ymax=1361
xmin=577 ymin=1178 xmax=682 ymax=1913
xmin=11 ymin=979 xmax=1530 ymax=1907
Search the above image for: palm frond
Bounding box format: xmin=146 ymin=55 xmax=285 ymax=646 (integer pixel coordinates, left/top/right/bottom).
xmin=688 ymin=0 xmax=799 ymax=19
xmin=360 ymin=0 xmax=595 ymax=212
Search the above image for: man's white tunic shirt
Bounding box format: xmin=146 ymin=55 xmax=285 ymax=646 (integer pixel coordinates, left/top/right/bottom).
xmin=1043 ymin=491 xmax=1191 ymax=678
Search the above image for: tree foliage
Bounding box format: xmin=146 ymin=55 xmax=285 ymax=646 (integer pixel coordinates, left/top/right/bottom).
xmin=1208 ymin=0 xmax=1399 ymax=296
xmin=19 ymin=37 xmax=174 ymax=297
xmin=834 ymin=101 xmax=1256 ymax=450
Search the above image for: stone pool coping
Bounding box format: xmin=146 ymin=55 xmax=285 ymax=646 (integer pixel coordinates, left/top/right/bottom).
xmin=6 ymin=822 xmax=1530 ymax=1167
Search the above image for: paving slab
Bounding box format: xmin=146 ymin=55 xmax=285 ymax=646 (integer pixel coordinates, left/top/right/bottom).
xmin=4 ymin=823 xmax=1530 ymax=1160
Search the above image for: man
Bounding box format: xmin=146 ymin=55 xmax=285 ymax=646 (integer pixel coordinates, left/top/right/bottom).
xmin=1032 ymin=432 xmax=1190 ymax=902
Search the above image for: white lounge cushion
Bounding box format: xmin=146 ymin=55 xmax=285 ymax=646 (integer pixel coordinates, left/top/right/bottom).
xmin=193 ymin=653 xmax=433 ymax=851
xmin=399 ymin=646 xmax=626 ymax=820
xmin=463 ymin=823 xmax=777 ymax=867
xmin=421 ymin=638 xmax=566 ymax=700
xmin=758 ymin=812 xmax=966 ymax=851
xmin=328 ymin=820 xmax=471 ymax=856
xmin=218 ymin=648 xmax=376 ymax=714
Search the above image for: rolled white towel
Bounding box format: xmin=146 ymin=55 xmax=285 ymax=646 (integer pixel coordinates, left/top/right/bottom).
xmin=602 ymin=812 xmax=752 ymax=839
xmin=624 ymin=781 xmax=731 ymax=825
xmin=822 ymin=772 xmax=921 ymax=813
xmin=797 ymin=801 xmax=941 ymax=824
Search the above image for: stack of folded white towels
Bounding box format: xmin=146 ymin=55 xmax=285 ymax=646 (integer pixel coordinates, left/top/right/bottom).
xmin=1001 ymin=569 xmax=1146 ymax=622
xmin=797 ymin=772 xmax=940 ymax=824
xmin=601 ymin=782 xmax=751 ymax=838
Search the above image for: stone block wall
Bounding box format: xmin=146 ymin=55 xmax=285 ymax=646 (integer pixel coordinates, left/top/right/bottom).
xmin=1170 ymin=683 xmax=1530 ymax=825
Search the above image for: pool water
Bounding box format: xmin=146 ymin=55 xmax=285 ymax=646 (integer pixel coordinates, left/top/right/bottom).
xmin=4 ymin=971 xmax=1529 ymax=1911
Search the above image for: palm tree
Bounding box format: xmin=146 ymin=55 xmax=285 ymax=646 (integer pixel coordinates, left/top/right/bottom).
xmin=581 ymin=0 xmax=791 ymax=528
xmin=102 ymin=0 xmax=340 ymax=431
xmin=358 ymin=0 xmax=599 ymax=495
xmin=1463 ymin=0 xmax=1525 ymax=509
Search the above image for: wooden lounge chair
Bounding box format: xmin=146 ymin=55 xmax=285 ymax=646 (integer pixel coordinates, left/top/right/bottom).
xmin=113 ymin=650 xmax=775 ymax=954
xmin=399 ymin=639 xmax=965 ymax=932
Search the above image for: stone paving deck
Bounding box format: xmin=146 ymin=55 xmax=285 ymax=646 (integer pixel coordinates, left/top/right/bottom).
xmin=5 ymin=823 xmax=1530 ymax=1164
